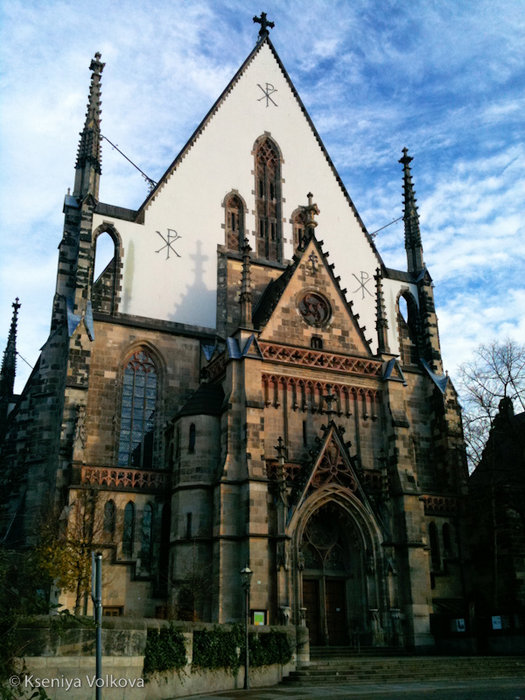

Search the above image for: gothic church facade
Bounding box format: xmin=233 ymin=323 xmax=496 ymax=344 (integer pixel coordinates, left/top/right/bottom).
xmin=0 ymin=21 xmax=468 ymax=649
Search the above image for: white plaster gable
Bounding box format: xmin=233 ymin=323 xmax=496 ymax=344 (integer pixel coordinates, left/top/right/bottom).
xmin=92 ymin=39 xmax=383 ymax=348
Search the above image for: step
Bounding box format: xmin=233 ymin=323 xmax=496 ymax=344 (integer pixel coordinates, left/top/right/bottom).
xmin=282 ymin=656 xmax=525 ymax=686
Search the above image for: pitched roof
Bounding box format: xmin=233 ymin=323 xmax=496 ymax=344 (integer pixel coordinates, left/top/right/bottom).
xmin=177 ymin=382 xmax=225 ymax=418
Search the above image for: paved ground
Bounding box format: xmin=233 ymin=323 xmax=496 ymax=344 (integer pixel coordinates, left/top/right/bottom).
xmin=179 ymin=678 xmax=525 ymax=700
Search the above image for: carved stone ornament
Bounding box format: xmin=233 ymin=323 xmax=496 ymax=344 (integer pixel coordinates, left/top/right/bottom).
xmin=298 ymin=292 xmax=331 ymax=327
xmin=74 ymin=405 xmax=87 ymax=450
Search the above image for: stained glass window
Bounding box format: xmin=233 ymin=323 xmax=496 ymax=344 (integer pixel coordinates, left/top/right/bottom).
xmin=141 ymin=503 xmax=153 ymax=569
xmin=255 ymin=137 xmax=281 ymax=261
xmin=225 ymin=194 xmax=244 ymax=251
xmin=123 ymin=501 xmax=135 ymax=558
xmin=103 ymin=499 xmax=116 ymax=535
xmin=118 ymin=350 xmax=157 ymax=467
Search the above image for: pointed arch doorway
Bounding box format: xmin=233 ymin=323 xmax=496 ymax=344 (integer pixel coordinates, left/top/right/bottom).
xmin=300 ymin=501 xmax=367 ymax=646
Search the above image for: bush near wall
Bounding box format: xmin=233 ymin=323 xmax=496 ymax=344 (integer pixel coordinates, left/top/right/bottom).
xmin=143 ymin=625 xmax=187 ymax=676
xmin=191 ymin=625 xmax=292 ymax=676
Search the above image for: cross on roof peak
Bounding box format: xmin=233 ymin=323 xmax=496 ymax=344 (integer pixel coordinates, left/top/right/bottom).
xmin=253 ymin=12 xmax=275 ymax=39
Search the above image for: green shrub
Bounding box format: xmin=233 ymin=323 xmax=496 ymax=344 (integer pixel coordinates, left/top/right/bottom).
xmin=250 ymin=629 xmax=292 ymax=667
xmin=143 ymin=626 xmax=187 ymax=676
xmin=192 ymin=624 xmax=243 ymax=675
xmin=192 ymin=626 xmax=292 ymax=675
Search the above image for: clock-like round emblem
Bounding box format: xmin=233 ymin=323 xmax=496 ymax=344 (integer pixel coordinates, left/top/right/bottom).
xmin=298 ymin=292 xmax=331 ymax=327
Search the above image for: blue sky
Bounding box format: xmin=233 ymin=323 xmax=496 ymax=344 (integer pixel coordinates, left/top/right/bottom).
xmin=1 ymin=0 xmax=524 ymax=393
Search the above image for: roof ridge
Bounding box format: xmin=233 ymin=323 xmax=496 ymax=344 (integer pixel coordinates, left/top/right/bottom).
xmin=132 ymin=36 xmax=382 ymax=267
xmin=135 ymin=38 xmax=268 ymax=217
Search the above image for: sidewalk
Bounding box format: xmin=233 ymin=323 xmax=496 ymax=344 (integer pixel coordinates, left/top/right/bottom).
xmin=179 ymin=677 xmax=525 ymax=700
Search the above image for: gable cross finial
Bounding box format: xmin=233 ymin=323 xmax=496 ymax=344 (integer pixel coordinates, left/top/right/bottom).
xmin=275 ymin=436 xmax=287 ymax=463
xmin=253 ymin=12 xmax=275 ymax=39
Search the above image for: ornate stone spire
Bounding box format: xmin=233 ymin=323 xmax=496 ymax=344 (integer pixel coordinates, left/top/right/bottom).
xmin=0 ymin=298 xmax=21 ymax=433
xmin=304 ymin=192 xmax=320 ymax=241
xmin=239 ymin=237 xmax=253 ymax=328
xmin=253 ymin=12 xmax=275 ymax=40
xmin=374 ymin=268 xmax=390 ymax=354
xmin=73 ymin=52 xmax=105 ymax=199
xmin=399 ymin=148 xmax=424 ymax=274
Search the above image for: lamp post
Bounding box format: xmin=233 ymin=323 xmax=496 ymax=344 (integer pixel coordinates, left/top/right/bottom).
xmin=240 ymin=566 xmax=253 ymax=689
xmin=91 ymin=552 xmax=102 ymax=700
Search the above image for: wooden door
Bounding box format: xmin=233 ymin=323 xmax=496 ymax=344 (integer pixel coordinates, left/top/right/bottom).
xmin=325 ymin=578 xmax=347 ymax=645
xmin=303 ymin=578 xmax=321 ymax=645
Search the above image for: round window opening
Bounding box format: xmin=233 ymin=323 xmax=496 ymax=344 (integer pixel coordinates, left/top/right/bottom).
xmin=298 ymin=292 xmax=331 ymax=327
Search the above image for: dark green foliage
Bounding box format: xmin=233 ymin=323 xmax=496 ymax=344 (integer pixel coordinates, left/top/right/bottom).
xmin=192 ymin=625 xmax=292 ymax=675
xmin=249 ymin=629 xmax=292 ymax=667
xmin=0 ymin=548 xmax=54 ymax=697
xmin=192 ymin=624 xmax=244 ymax=674
xmin=143 ymin=625 xmax=187 ymax=676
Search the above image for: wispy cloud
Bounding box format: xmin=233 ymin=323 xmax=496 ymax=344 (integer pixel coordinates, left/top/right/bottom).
xmin=0 ymin=0 xmax=523 ymax=392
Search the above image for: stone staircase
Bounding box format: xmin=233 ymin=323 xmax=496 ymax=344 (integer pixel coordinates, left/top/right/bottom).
xmin=283 ymin=652 xmax=525 ymax=686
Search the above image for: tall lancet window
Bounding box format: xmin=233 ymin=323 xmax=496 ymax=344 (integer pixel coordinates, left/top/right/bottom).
xmin=118 ymin=350 xmax=157 ymax=468
xmin=292 ymin=209 xmax=307 ymax=250
xmin=225 ymin=193 xmax=244 ymax=251
xmin=255 ymin=137 xmax=282 ymax=261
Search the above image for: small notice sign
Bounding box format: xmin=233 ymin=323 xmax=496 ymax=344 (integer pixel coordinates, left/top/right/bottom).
xmin=253 ymin=610 xmax=266 ymax=626
xmin=492 ymin=615 xmax=502 ymax=630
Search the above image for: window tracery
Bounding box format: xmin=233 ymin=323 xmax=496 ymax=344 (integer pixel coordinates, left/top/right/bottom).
xmin=141 ymin=503 xmax=153 ymax=568
xmin=225 ymin=193 xmax=244 ymax=251
xmin=123 ymin=501 xmax=135 ymax=558
xmin=292 ymin=209 xmax=307 ymax=250
xmin=103 ymin=499 xmax=116 ymax=535
xmin=118 ymin=350 xmax=157 ymax=468
xmin=255 ymin=137 xmax=282 ymax=261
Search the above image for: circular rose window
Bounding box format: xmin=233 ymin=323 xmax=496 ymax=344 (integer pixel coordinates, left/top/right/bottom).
xmin=298 ymin=292 xmax=331 ymax=327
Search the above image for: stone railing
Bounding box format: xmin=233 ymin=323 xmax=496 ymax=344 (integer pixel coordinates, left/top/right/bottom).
xmin=80 ymin=465 xmax=168 ymax=492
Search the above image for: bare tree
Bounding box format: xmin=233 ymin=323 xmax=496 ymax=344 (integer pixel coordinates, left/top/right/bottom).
xmin=458 ymin=339 xmax=525 ymax=470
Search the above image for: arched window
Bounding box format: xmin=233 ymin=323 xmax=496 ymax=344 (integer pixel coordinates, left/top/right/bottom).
xmin=292 ymin=209 xmax=307 ymax=250
xmin=118 ymin=350 xmax=158 ymax=468
xmin=159 ymin=502 xmax=171 ymax=595
xmin=428 ymin=522 xmax=440 ymax=571
xmin=103 ymin=499 xmax=116 ymax=536
xmin=442 ymin=523 xmax=453 ymax=557
xmin=397 ymin=291 xmax=419 ymax=365
xmin=225 ymin=193 xmax=244 ymax=251
xmin=311 ymin=335 xmax=323 ymax=350
xmin=92 ymin=229 xmax=120 ymax=314
xmin=188 ymin=423 xmax=196 ymax=454
xmin=141 ymin=503 xmax=153 ymax=569
xmin=94 ymin=232 xmax=115 ymax=282
xmin=255 ymin=137 xmax=282 ymax=261
xmin=123 ymin=501 xmax=135 ymax=558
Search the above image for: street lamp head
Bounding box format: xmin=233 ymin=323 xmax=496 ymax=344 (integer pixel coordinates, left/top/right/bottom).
xmin=240 ymin=565 xmax=253 ymax=590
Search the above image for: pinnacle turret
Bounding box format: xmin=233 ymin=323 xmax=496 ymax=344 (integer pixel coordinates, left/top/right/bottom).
xmin=239 ymin=237 xmax=253 ymax=328
xmin=73 ymin=52 xmax=105 ymax=199
xmin=303 ymin=192 xmax=320 ymax=244
xmin=0 ymin=298 xmax=21 ymax=434
xmin=374 ymin=268 xmax=390 ymax=354
xmin=399 ymin=148 xmax=424 ymax=274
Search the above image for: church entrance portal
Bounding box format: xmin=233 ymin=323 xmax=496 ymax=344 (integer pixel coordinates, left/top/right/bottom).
xmin=300 ymin=502 xmax=366 ymax=646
